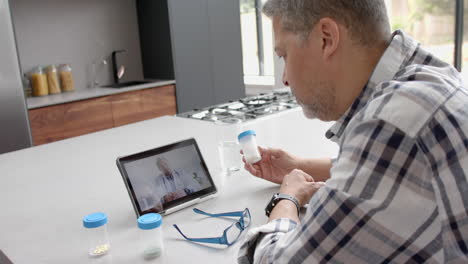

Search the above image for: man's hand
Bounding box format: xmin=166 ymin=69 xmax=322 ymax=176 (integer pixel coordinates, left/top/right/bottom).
xmin=243 ymin=146 xmax=302 ymax=184
xmin=279 ymin=169 xmax=324 ymax=207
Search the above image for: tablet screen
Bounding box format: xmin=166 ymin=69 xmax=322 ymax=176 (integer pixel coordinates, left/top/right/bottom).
xmin=117 ymin=138 xmax=217 ymax=217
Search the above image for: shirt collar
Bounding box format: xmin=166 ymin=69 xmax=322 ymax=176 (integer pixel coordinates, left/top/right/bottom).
xmin=163 ymin=172 xmax=174 ymax=181
xmin=325 ymin=30 xmax=420 ymax=142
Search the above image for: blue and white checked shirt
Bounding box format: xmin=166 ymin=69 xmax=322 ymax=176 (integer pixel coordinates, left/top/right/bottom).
xmin=238 ymin=30 xmax=468 ymax=263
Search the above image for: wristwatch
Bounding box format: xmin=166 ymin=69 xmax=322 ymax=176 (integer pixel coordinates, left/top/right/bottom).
xmin=265 ymin=193 xmax=300 ymax=217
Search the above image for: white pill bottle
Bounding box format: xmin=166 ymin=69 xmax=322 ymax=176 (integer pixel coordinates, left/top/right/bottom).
xmin=238 ymin=130 xmax=262 ymax=164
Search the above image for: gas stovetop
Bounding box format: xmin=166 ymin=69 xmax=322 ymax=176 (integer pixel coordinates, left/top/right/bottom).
xmin=177 ymin=89 xmax=298 ymax=122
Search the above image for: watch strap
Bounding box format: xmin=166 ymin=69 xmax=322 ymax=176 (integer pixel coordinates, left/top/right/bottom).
xmin=265 ymin=193 xmax=300 ymax=217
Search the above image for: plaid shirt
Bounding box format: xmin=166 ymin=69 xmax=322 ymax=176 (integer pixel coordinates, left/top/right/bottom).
xmin=238 ymin=30 xmax=468 ymax=264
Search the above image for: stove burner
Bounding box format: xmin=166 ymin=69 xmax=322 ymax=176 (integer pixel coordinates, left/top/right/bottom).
xmin=241 ymin=94 xmax=278 ymax=106
xmin=270 ymin=104 xmax=290 ymax=111
xmin=209 ymin=108 xmax=244 ymax=117
xmin=179 ymin=90 xmax=298 ymax=122
xmin=210 ymin=108 xmax=227 ymax=114
xmin=246 ymin=100 xmax=267 ymax=106
xmin=215 ymin=117 xmax=243 ymax=124
xmin=247 ymin=103 xmax=293 ymax=115
xmin=273 ymin=91 xmax=290 ymax=96
xmin=227 ymin=102 xmax=246 ymax=110
xmin=250 ymin=107 xmax=273 ymax=115
xmin=191 ymin=110 xmax=209 ymax=119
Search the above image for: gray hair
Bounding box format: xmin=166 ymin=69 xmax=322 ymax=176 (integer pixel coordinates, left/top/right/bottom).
xmin=156 ymin=156 xmax=170 ymax=168
xmin=263 ymin=0 xmax=391 ymax=46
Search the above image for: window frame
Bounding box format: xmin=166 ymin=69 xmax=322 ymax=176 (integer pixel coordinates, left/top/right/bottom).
xmin=454 ymin=0 xmax=464 ymax=71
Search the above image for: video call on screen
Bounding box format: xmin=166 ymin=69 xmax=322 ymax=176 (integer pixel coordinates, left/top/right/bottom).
xmin=123 ymin=144 xmax=212 ymax=211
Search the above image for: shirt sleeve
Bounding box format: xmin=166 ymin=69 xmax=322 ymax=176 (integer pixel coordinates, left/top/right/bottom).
xmin=237 ymin=218 xmax=297 ymax=264
xmin=238 ymin=187 xmax=354 ymax=264
xmin=238 ymin=118 xmax=443 ymax=263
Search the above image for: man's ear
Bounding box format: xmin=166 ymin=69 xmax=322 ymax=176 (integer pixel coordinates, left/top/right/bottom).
xmin=317 ymin=17 xmax=340 ymax=60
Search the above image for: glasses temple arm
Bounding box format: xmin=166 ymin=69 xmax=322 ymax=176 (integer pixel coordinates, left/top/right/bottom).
xmin=173 ymin=224 xmax=227 ymax=244
xmin=193 ymin=208 xmax=244 ymax=218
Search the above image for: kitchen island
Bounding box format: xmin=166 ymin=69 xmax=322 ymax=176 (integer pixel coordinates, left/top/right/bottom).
xmin=0 ymin=108 xmax=337 ymax=263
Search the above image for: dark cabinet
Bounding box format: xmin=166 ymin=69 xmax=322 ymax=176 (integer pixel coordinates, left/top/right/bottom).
xmin=136 ymin=0 xmax=245 ymax=113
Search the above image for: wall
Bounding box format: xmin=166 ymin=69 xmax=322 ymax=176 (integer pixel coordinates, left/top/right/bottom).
xmin=10 ymin=0 xmax=144 ymax=91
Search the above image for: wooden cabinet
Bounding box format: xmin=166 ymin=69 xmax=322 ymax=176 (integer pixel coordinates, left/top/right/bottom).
xmin=111 ymin=91 xmax=144 ymax=127
xmin=29 ymin=85 xmax=176 ymax=146
xmin=141 ymin=84 xmax=177 ymax=118
xmin=112 ymin=84 xmax=177 ymax=126
xmin=29 ymin=104 xmax=65 ymax=144
xmin=63 ymin=97 xmax=114 ymax=139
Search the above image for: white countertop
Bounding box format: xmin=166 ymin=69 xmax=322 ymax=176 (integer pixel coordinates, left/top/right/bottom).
xmin=0 ymin=109 xmax=338 ymax=263
xmin=26 ymin=80 xmax=176 ymax=109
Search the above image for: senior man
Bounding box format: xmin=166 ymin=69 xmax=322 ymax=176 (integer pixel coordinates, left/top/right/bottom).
xmin=238 ymin=0 xmax=468 ymax=263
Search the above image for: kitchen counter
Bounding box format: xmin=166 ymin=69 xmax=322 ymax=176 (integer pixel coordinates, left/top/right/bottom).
xmin=0 ymin=109 xmax=337 ymax=263
xmin=26 ymin=79 xmax=176 ymax=109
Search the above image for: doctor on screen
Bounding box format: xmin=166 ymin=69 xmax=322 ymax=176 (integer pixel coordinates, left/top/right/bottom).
xmin=155 ymin=157 xmax=201 ymax=204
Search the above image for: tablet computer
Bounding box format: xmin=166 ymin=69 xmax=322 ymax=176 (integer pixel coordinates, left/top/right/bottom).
xmin=116 ymin=138 xmax=217 ymax=217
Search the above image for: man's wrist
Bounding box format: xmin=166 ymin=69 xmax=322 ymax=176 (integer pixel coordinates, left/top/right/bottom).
xmin=294 ymin=157 xmax=306 ymax=171
xmin=277 ymin=199 xmax=298 ymax=211
xmin=265 ymin=193 xmax=300 ymax=217
xmin=268 ymin=199 xmax=300 ymax=222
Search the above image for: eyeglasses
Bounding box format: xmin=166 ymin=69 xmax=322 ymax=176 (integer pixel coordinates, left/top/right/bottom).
xmin=173 ymin=208 xmax=251 ymax=246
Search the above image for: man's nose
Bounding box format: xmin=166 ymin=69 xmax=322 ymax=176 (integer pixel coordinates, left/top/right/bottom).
xmin=282 ymin=69 xmax=289 ymax=86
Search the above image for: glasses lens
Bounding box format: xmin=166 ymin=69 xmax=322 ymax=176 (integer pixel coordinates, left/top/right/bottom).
xmin=225 ymin=224 xmax=242 ymax=244
xmin=243 ymin=209 xmax=251 ymax=228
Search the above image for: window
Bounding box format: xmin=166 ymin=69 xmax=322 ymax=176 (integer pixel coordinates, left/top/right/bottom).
xmin=385 ymin=0 xmax=468 ymax=79
xmin=240 ymin=0 xmax=274 ymax=78
xmin=386 ymin=0 xmax=456 ymax=64
xmin=241 ymin=0 xmax=467 ymax=86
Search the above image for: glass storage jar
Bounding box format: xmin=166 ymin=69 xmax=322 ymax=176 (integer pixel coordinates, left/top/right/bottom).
xmin=30 ymin=66 xmax=48 ymax=97
xmin=58 ymin=64 xmax=75 ymax=92
xmin=45 ymin=65 xmax=61 ymax=94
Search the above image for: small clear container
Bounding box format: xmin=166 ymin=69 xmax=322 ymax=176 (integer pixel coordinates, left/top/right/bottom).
xmin=138 ymin=213 xmax=163 ymax=260
xmin=215 ymin=117 xmax=243 ymax=174
xmin=238 ymin=130 xmax=262 ymax=164
xmin=83 ymin=212 xmax=110 ymax=257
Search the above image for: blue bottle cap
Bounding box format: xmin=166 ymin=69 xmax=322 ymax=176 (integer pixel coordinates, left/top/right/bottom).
xmin=238 ymin=130 xmax=256 ymax=141
xmin=83 ymin=212 xmax=108 ymax=229
xmin=138 ymin=213 xmax=162 ymax=230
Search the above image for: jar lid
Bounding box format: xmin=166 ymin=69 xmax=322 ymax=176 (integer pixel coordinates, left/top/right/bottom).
xmin=59 ymin=64 xmax=71 ymax=71
xmin=138 ymin=213 xmax=162 ymax=230
xmin=45 ymin=65 xmax=57 ymax=71
xmin=238 ymin=130 xmax=256 ymax=141
xmin=83 ymin=212 xmax=108 ymax=228
xmin=31 ymin=66 xmax=43 ymax=74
